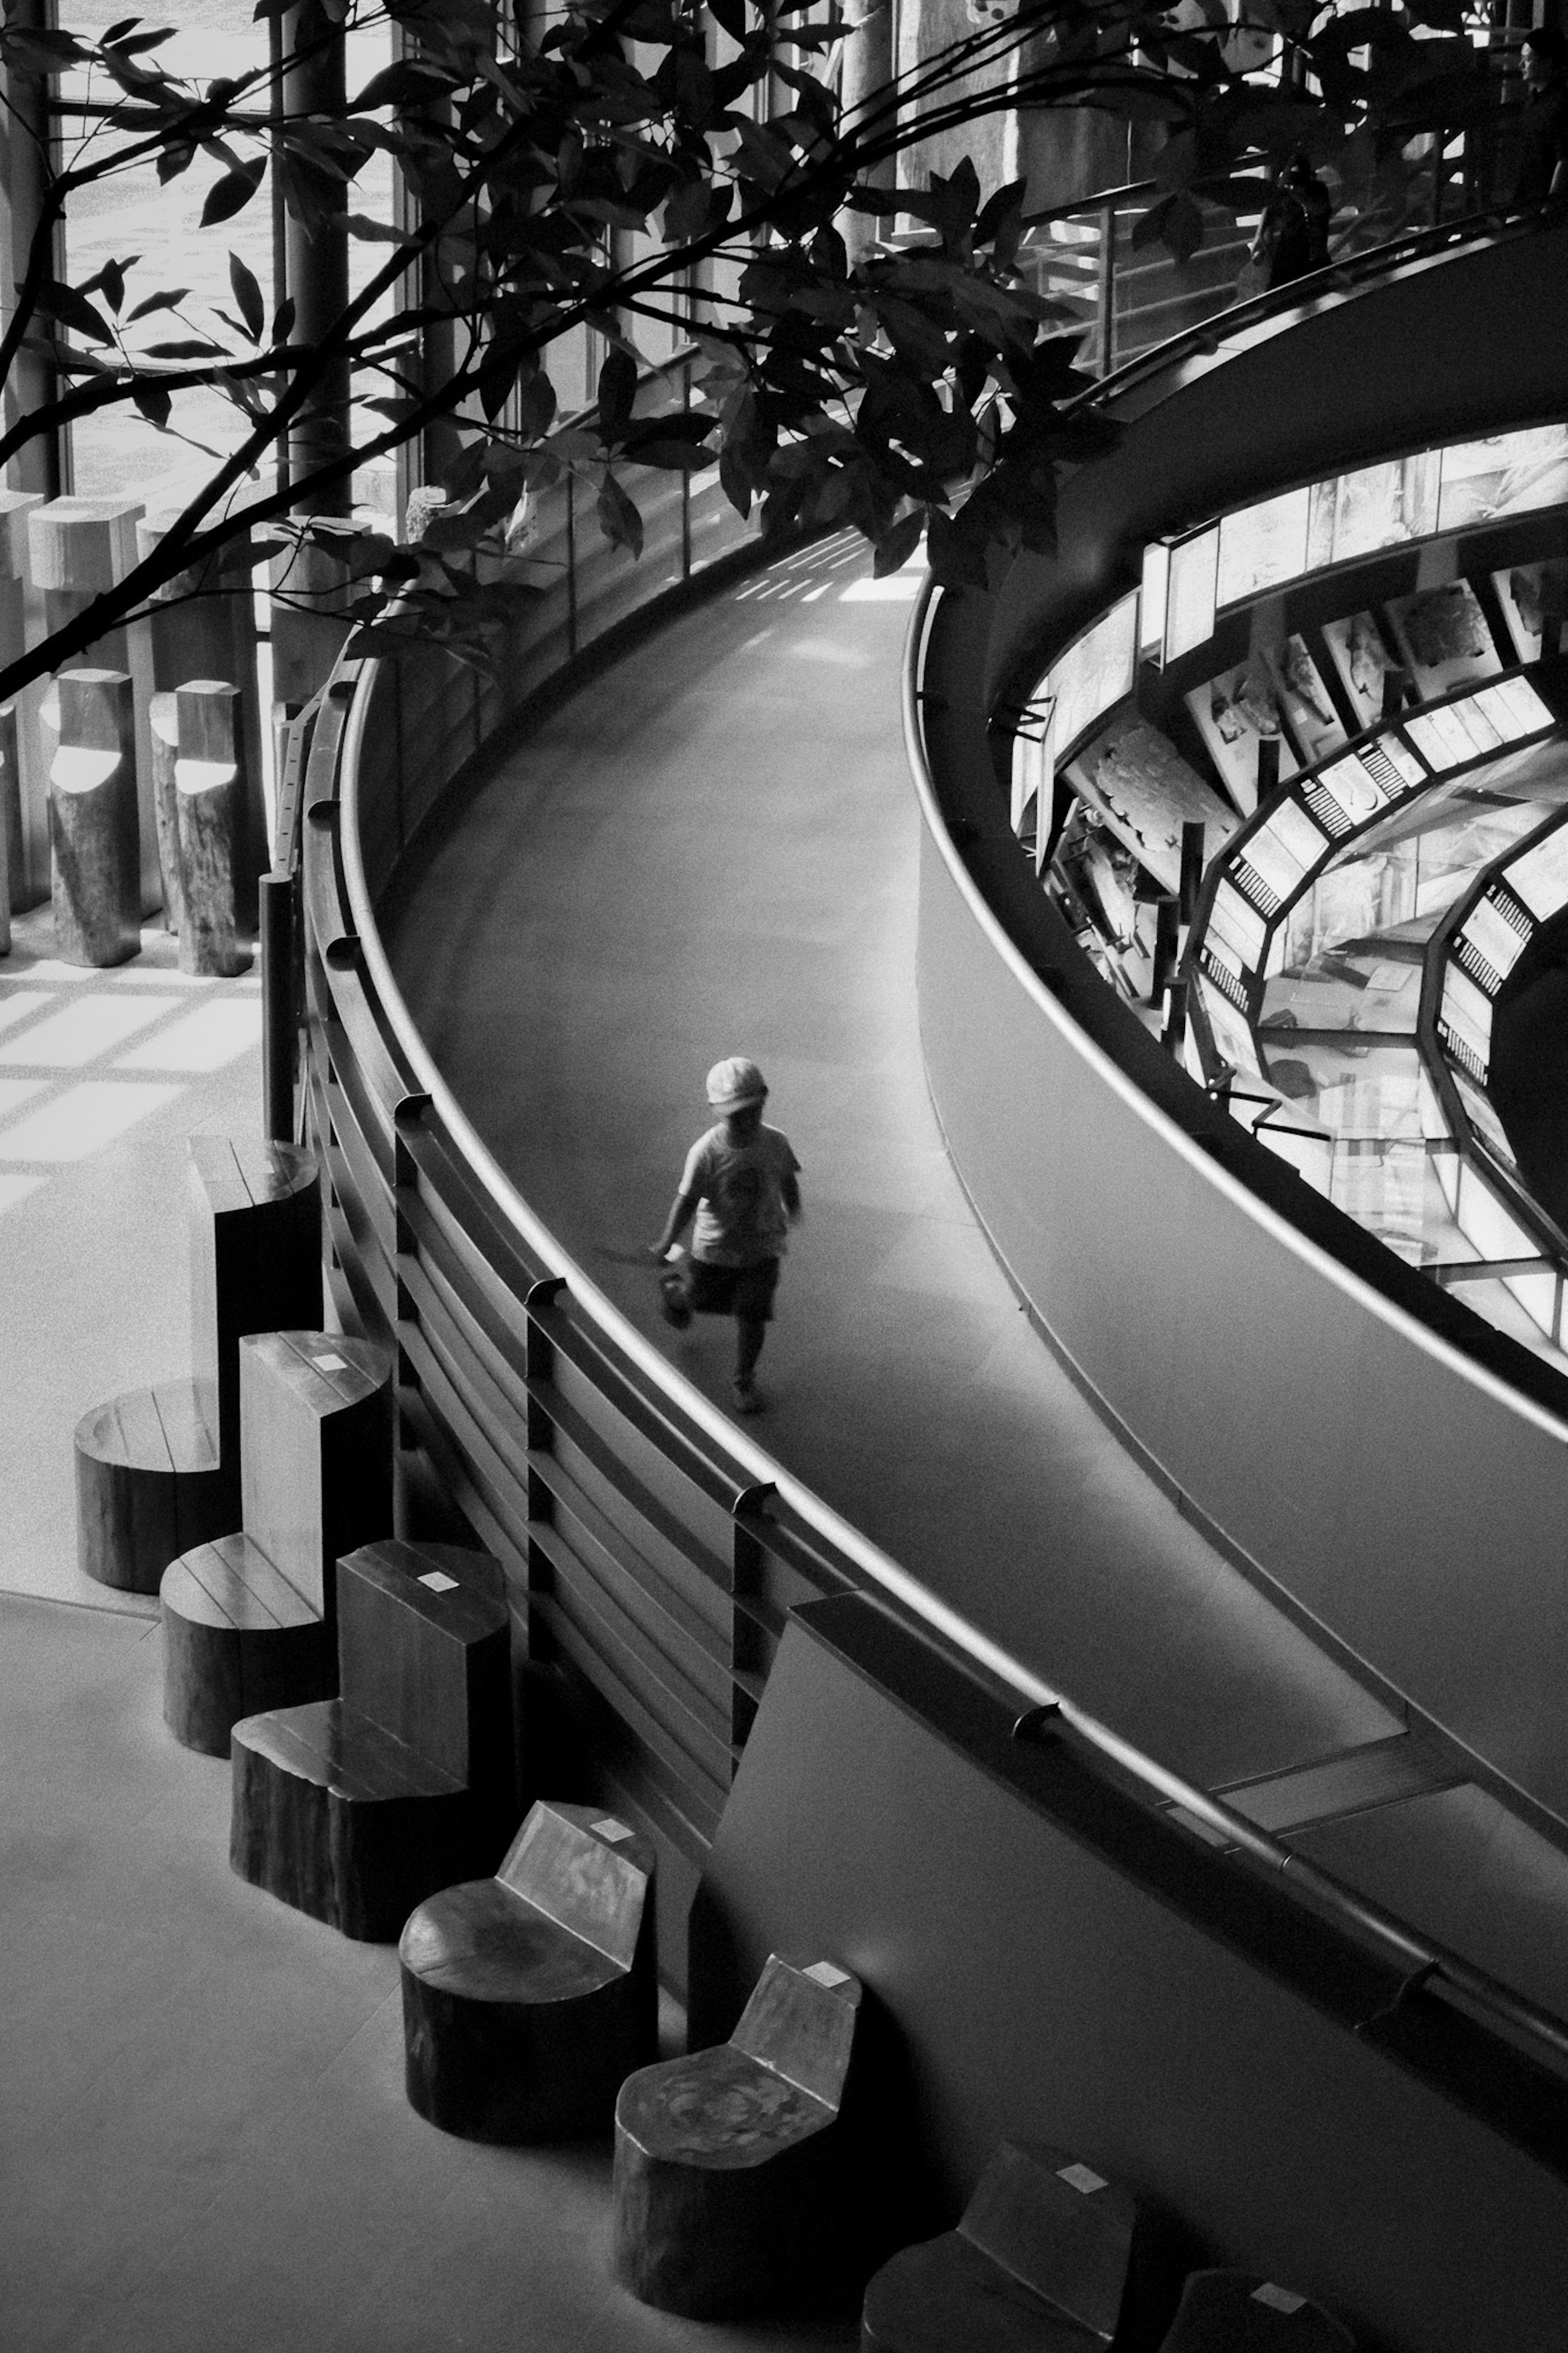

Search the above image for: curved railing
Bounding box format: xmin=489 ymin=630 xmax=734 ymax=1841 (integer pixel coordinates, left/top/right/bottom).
xmin=296 ymin=310 xmax=1568 ymax=2107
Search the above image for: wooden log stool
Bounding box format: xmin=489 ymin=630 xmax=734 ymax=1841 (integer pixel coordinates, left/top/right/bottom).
xmin=1157 ymin=2273 xmax=1354 ymax=2353
xmin=31 ymin=497 xmax=159 ymax=912
xmin=75 ymin=1381 xmax=232 ymax=1597
xmin=612 ymin=1951 xmax=863 ymax=2322
xmin=861 ymin=2140 xmax=1182 ymax=2353
xmin=400 ymin=1800 xmax=657 ymax=2144
xmin=173 ymin=682 xmax=250 ymax=975
xmin=48 ymin=668 xmax=139 ymax=966
xmin=161 ymin=1330 xmax=393 ymax=1755
xmin=75 ymin=1137 xmax=319 ymax=1595
xmin=0 ymin=491 xmax=47 ymax=917
xmin=230 ymin=1539 xmax=510 ymax=1941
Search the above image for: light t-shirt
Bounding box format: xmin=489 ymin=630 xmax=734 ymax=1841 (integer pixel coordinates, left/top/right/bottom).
xmin=680 ymin=1123 xmax=801 ymax=1266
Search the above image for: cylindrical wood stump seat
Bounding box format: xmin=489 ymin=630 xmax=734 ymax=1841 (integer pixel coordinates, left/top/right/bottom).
xmin=48 ymin=667 xmax=140 ymax=966
xmin=861 ymin=2140 xmax=1184 ymax=2353
xmin=230 ymin=1700 xmax=486 ymax=1942
xmin=612 ymin=1953 xmax=863 ymax=2322
xmin=399 ymin=1803 xmax=657 ymax=2144
xmin=1158 ymin=2272 xmax=1355 ymax=2353
xmin=75 ymin=1378 xmax=234 ymax=1593
xmin=862 ymin=2235 xmax=1101 ymax=2353
xmin=162 ymin=1532 xmax=333 ymax=1756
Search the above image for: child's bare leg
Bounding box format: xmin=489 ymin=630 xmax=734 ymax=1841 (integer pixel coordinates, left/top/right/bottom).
xmin=735 ymin=1315 xmax=767 ymax=1393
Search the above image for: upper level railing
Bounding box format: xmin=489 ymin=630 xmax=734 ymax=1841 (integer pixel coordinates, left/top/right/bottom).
xmin=294 ymin=214 xmax=1568 ymax=2126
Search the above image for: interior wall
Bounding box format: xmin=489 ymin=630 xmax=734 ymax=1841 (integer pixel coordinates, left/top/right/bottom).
xmin=692 ymin=1599 xmax=1568 ymax=2353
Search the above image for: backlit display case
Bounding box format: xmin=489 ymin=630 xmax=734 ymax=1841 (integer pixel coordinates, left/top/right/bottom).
xmin=1007 ymin=418 xmax=1568 ymax=1367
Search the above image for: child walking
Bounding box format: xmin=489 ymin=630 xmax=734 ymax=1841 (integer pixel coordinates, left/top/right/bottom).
xmin=649 ymin=1057 xmax=802 ymax=1415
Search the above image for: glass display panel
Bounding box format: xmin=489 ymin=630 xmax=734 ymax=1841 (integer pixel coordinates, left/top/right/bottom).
xmin=1048 ymin=595 xmax=1139 ymax=759
xmin=1166 ymin=529 xmax=1220 ymax=660
xmin=1327 ymin=1138 xmax=1449 ymax=1262
xmin=1267 ymin=636 xmax=1346 ymax=764
xmin=1260 ymin=1039 xmax=1440 ymax=1139
xmin=1441 ymin=965 xmax=1494 ymax=1064
xmin=1258 ymin=946 xmax=1423 ymax=1035
xmin=1187 ymin=660 xmax=1295 ymax=814
xmin=1506 ymin=821 xmax=1568 ymax=919
xmin=1435 ymin=424 xmax=1568 ymax=532
xmin=1216 ymin=487 xmax=1312 ymax=605
xmin=1455 ymin=1162 xmax=1536 ymax=1261
xmin=1011 ymin=720 xmax=1049 ymax=837
xmin=1370 ymin=735 xmax=1426 ymax=793
xmin=1458 ymin=894 xmax=1530 ymax=982
xmin=1198 ymin=972 xmax=1263 ymax=1079
xmin=1244 ymin=801 xmax=1328 ymax=901
xmin=1208 ymin=877 xmax=1270 ymax=970
xmin=1318 ymin=754 xmax=1390 ymax=824
xmin=1407 ymin=703 xmax=1489 ymax=771
xmin=1068 ymin=715 xmax=1238 ymax=894
xmin=1307 ymin=453 xmax=1441 ymax=568
xmin=1385 ymin=584 xmax=1501 ymax=700
xmin=1140 ymin=543 xmax=1170 ymax=660
xmin=1454 ymin=1068 xmax=1518 ymax=1169
xmin=1486 ymin=674 xmax=1554 ymax=736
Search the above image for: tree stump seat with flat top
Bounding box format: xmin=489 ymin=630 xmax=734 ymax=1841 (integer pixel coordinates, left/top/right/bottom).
xmin=76 ymin=1136 xmax=319 ymax=1597
xmin=860 ymin=2139 xmax=1185 ymax=2353
xmin=1156 ymin=2271 xmax=1354 ymax=2353
xmin=612 ymin=1950 xmax=864 ymax=2322
xmin=75 ymin=1378 xmax=232 ymax=1596
xmin=159 ymin=1329 xmax=392 ymax=1756
xmin=230 ymin=1539 xmax=510 ymax=1943
xmin=161 ymin=1530 xmax=333 ymax=1757
xmin=399 ymin=1799 xmax=657 ymax=2143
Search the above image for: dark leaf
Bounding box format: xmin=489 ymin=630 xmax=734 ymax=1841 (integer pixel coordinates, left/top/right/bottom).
xmin=707 ymin=0 xmax=748 ymax=40
xmin=272 ymin=296 xmax=296 ymax=341
xmin=596 ymin=471 xmax=644 ymax=557
xmin=351 ymin=59 xmax=454 ymax=111
xmin=38 ymin=279 xmax=114 ymax=346
xmin=199 ymin=154 xmax=265 ymax=228
xmin=596 ymin=348 xmax=638 ymax=439
xmin=126 ymin=288 xmax=188 ymax=321
xmin=100 ymin=259 xmax=125 ymax=316
xmin=872 ymin=508 xmax=926 ymax=577
xmin=156 ymin=143 xmax=194 ymax=185
xmin=131 ymin=383 xmax=172 ymax=428
xmin=229 ymin=251 xmax=265 ymax=341
xmin=143 ymin=338 xmax=227 ymax=358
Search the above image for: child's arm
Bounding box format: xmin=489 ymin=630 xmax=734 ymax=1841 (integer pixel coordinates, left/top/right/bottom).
xmin=782 ymin=1169 xmax=802 ymax=1222
xmin=648 ymin=1189 xmax=699 ymax=1261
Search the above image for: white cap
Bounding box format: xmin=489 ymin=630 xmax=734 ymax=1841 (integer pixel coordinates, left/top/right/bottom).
xmin=706 ymin=1056 xmax=768 ymax=1114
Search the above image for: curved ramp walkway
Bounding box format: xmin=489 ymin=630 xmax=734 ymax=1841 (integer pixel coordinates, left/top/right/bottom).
xmin=390 ymin=531 xmax=1396 ymax=1797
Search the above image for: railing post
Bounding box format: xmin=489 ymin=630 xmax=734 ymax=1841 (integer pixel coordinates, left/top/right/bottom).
xmin=1097 ymin=201 xmax=1116 ymax=378
xmin=259 ymin=869 xmax=296 ymax=1141
xmin=681 ymin=352 xmax=693 ymax=581
xmin=565 ymin=475 xmax=579 ymax=658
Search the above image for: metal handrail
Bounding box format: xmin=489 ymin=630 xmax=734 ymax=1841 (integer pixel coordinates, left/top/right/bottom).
xmin=287 ymin=190 xmax=1568 ymax=2089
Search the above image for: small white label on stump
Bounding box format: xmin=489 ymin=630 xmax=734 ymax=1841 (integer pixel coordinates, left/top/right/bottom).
xmin=418 ymin=1570 xmax=460 ymax=1593
xmin=1057 ymin=2164 xmax=1108 ymax=2196
xmin=311 ymin=1351 xmax=348 ymax=1373
xmin=592 ymin=1817 xmax=633 ymax=1843
xmin=1252 ymin=2286 xmax=1307 ymax=2315
xmin=803 ymin=1961 xmax=851 ymax=1987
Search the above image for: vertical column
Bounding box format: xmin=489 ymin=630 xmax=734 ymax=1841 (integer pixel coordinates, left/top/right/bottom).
xmin=0 ymin=0 xmax=65 ymax=499
xmin=48 ymin=666 xmax=138 ymax=966
xmin=137 ymin=517 xmax=265 ymax=927
xmin=174 ymin=680 xmax=251 ymax=977
xmin=839 ymin=0 xmax=896 ymax=267
xmin=0 ymin=489 xmax=45 ymax=908
xmin=29 ymin=497 xmax=159 ymax=910
xmin=282 ymin=0 xmax=350 ymax=514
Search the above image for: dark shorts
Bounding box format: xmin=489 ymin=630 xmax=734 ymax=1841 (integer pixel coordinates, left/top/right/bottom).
xmin=687 ymin=1256 xmax=781 ymax=1322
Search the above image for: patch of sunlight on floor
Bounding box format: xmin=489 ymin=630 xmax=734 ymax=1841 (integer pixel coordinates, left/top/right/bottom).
xmin=0 ymin=1081 xmax=182 ymax=1161
xmin=0 ymin=992 xmax=56 ymax=1036
xmin=116 ymin=999 xmax=262 ymax=1072
xmin=0 ymin=1173 xmax=46 ymax=1213
xmin=0 ymin=995 xmax=182 ymax=1067
xmin=839 ymin=571 xmax=924 ymax=602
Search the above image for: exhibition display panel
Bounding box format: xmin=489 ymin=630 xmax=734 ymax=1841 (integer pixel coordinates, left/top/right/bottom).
xmin=1006 ymin=425 xmax=1568 ymax=1368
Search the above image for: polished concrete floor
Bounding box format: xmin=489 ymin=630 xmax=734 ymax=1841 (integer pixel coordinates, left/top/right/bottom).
xmin=0 ymin=1589 xmax=854 ymax=2353
xmin=0 ymin=906 xmax=856 ymax=2350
